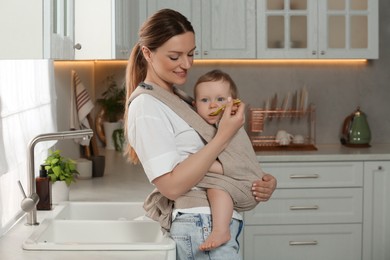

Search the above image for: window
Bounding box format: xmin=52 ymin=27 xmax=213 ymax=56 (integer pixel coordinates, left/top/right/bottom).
xmin=0 ymin=60 xmax=57 ymax=236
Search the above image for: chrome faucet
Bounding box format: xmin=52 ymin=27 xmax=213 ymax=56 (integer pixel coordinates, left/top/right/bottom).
xmin=19 ymin=129 xmax=94 ymax=225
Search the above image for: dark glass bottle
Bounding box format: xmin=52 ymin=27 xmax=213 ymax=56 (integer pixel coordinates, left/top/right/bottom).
xmin=36 ymin=164 xmax=52 ymax=210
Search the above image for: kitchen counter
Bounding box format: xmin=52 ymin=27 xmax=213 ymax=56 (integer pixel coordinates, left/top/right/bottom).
xmin=1 ymin=145 xmax=390 ymax=260
xmin=256 ymin=143 xmax=390 ymax=162
xmin=0 ymin=150 xmax=155 ymax=260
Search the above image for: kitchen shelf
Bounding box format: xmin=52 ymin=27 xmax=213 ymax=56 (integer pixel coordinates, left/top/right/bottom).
xmin=249 ymin=104 xmax=316 ymax=151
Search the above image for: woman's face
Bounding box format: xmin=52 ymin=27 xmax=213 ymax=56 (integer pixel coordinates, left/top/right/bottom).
xmin=143 ymin=32 xmax=196 ymax=90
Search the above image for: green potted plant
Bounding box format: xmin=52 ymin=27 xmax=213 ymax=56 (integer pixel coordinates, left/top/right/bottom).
xmin=97 ymin=75 xmax=126 ymax=123
xmin=44 ymin=149 xmax=79 ymax=203
xmin=96 ymin=75 xmax=126 ymax=150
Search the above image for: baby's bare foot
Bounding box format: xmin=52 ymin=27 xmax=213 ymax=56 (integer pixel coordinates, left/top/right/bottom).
xmin=199 ymin=229 xmax=231 ymax=251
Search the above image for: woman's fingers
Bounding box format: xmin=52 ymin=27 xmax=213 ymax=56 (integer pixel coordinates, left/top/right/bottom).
xmin=251 ymin=174 xmax=277 ymax=202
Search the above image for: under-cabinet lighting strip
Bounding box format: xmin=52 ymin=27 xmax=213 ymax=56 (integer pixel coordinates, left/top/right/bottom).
xmin=55 ymin=59 xmax=367 ymax=66
xmin=194 ymin=59 xmax=368 ymax=65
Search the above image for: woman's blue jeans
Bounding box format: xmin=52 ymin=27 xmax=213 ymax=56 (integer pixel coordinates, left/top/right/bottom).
xmin=169 ymin=213 xmax=243 ymax=260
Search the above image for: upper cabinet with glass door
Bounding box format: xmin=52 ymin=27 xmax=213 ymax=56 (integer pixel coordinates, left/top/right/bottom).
xmin=48 ymin=0 xmax=75 ymax=59
xmin=257 ymin=0 xmax=378 ymax=59
xmin=0 ymin=0 xmax=75 ymax=60
xmin=140 ymin=0 xmax=256 ymax=59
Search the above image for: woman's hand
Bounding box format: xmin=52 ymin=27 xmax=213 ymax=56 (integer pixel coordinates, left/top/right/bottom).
xmin=215 ymin=97 xmax=245 ymax=146
xmin=251 ymin=174 xmax=277 ymax=202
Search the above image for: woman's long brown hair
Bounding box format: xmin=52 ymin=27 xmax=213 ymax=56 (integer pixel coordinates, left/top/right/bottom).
xmin=124 ymin=9 xmax=194 ymax=163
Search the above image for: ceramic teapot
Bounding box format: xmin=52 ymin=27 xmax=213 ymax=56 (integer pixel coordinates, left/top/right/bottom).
xmin=340 ymin=107 xmax=371 ymax=146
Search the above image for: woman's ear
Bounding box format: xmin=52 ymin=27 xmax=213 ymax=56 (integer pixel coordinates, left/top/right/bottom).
xmin=141 ymin=46 xmax=152 ymax=62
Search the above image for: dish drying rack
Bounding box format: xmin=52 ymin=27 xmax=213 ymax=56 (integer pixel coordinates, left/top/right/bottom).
xmin=249 ymin=104 xmax=317 ymax=151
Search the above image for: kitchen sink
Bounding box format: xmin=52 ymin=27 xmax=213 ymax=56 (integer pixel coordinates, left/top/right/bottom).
xmin=23 ymin=219 xmax=175 ymax=251
xmin=53 ymin=201 xmax=146 ymax=220
xmin=22 ymin=202 xmax=176 ymax=260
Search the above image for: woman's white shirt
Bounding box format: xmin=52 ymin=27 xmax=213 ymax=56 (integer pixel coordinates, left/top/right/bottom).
xmin=128 ymin=94 xmax=204 ymax=182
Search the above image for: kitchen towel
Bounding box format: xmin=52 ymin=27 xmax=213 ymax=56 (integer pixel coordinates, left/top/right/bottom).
xmin=70 ymin=70 xmax=94 ymax=146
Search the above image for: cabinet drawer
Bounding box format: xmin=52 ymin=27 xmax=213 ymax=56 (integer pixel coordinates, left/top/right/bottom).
xmin=244 ymin=224 xmax=362 ymax=260
xmin=261 ymin=161 xmax=363 ymax=188
xmin=245 ymin=188 xmax=363 ymax=225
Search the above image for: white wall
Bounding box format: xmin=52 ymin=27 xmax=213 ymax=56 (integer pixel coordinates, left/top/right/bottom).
xmin=53 ymin=61 xmax=126 ymax=158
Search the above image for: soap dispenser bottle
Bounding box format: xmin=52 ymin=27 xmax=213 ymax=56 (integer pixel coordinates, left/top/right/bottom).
xmin=36 ymin=164 xmax=52 ymax=210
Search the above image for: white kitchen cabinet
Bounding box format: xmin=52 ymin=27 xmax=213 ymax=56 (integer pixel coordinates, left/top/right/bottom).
xmin=245 ymin=188 xmax=363 ymax=225
xmin=74 ymin=0 xmax=112 ymax=59
xmin=74 ymin=0 xmax=140 ymax=60
xmin=257 ymin=0 xmax=378 ymax=59
xmin=245 ymin=224 xmax=362 ymax=260
xmin=138 ymin=0 xmax=201 ymax=59
xmin=0 ymin=0 xmax=75 ymax=59
xmin=244 ymin=161 xmax=364 ymax=260
xmin=363 ymin=161 xmax=390 ymax=260
xmin=114 ymin=0 xmax=140 ymax=59
xmin=140 ymin=0 xmax=256 ymax=59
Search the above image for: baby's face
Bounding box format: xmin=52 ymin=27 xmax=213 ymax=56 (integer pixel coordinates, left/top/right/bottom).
xmin=194 ymin=80 xmax=231 ymax=125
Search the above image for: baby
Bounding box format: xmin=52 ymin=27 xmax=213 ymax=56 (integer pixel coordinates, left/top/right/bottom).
xmin=192 ymin=69 xmax=242 ymax=251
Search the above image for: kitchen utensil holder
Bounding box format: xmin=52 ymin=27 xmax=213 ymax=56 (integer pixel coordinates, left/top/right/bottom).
xmin=248 ymin=104 xmax=316 ymax=151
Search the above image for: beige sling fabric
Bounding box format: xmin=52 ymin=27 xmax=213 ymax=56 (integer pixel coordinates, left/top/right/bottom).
xmin=130 ymin=83 xmax=264 ymax=231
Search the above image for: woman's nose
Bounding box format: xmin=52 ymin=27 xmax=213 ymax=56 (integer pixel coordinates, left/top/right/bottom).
xmin=181 ymin=57 xmax=193 ymax=69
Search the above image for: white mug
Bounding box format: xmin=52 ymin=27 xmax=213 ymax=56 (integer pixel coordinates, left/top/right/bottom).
xmin=275 ymin=130 xmax=293 ymax=146
xmin=292 ymin=134 xmax=305 ymax=144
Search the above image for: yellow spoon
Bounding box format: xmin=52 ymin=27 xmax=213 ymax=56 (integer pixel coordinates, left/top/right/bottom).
xmin=209 ymin=99 xmax=241 ymax=116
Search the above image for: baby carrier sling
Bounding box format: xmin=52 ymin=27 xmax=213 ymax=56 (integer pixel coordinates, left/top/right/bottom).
xmin=129 ymin=82 xmax=264 ymax=231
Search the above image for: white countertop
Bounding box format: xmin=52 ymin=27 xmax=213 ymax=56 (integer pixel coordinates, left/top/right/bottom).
xmin=1 ymin=145 xmax=390 ymax=260
xmin=256 ymin=143 xmax=390 ymax=162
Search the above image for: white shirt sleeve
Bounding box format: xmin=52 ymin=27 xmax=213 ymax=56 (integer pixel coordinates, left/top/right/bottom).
xmin=127 ymin=94 xmax=184 ymax=182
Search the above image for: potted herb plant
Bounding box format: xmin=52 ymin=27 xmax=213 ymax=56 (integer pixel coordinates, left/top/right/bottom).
xmin=44 ymin=149 xmax=79 ymax=203
xmin=96 ymin=75 xmax=126 ymax=150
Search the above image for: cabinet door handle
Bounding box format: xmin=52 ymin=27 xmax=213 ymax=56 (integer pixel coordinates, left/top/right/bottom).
xmin=73 ymin=43 xmax=82 ymax=50
xmin=289 ymin=241 xmax=318 ymax=246
xmin=290 ymin=174 xmax=319 ymax=179
xmin=290 ymin=205 xmax=319 ymax=210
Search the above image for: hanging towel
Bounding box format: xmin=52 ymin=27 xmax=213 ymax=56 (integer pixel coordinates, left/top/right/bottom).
xmin=70 ymin=70 xmax=94 ymax=146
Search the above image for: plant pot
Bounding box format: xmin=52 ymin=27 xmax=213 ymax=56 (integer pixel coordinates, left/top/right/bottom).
xmin=52 ymin=181 xmax=70 ymax=204
xmin=103 ymin=121 xmax=123 ymax=150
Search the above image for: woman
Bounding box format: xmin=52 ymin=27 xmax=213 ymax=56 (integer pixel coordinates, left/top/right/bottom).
xmin=124 ymin=9 xmax=276 ymax=260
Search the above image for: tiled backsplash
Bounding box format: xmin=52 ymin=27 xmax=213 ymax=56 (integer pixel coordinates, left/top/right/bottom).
xmin=54 ymin=57 xmax=390 ymax=156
